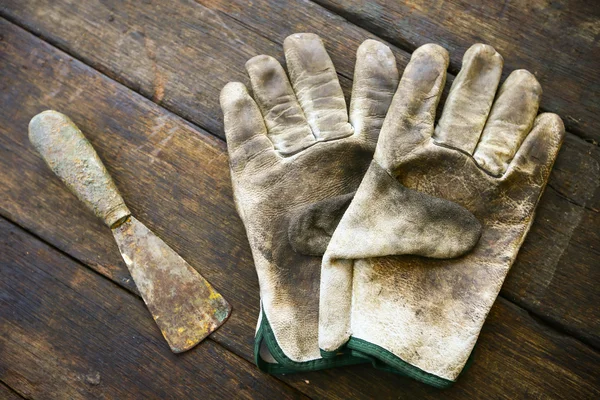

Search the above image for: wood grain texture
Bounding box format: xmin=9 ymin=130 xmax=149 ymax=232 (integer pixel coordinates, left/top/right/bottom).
xmin=0 ymin=0 xmax=282 ymax=139
xmin=1 ymin=0 xmax=598 ymax=347
xmin=0 ymin=0 xmax=407 ymax=138
xmin=0 ymin=217 xmax=306 ymax=400
xmin=505 ymin=136 xmax=600 ymax=347
xmin=0 ymin=382 xmax=24 ymax=400
xmin=0 ymin=18 xmax=599 ymax=399
xmin=313 ymin=0 xmax=600 ymax=141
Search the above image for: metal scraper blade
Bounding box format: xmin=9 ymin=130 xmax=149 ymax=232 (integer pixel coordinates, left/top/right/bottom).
xmin=112 ymin=216 xmax=231 ymax=353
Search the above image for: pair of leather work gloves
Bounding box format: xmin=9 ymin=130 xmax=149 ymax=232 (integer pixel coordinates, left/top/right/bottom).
xmin=220 ymin=33 xmax=564 ymax=387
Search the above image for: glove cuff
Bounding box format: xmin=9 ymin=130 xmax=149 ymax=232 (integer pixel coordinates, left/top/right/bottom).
xmin=254 ymin=304 xmax=367 ymax=373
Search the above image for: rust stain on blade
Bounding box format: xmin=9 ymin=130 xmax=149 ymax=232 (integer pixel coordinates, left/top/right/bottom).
xmin=112 ymin=216 xmax=231 ymax=352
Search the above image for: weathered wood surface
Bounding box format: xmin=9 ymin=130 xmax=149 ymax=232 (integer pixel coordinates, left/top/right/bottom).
xmin=1 ymin=18 xmax=599 ymax=399
xmin=1 ymin=0 xmax=598 ymax=346
xmin=0 ymin=383 xmax=24 ymax=400
xmin=1 ymin=0 xmax=282 ymax=139
xmin=0 ymin=217 xmax=306 ymax=400
xmin=313 ymin=0 xmax=600 ymax=141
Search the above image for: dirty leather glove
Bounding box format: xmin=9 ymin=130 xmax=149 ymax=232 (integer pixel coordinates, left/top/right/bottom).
xmin=220 ymin=33 xmax=399 ymax=372
xmin=319 ymin=43 xmax=565 ymax=386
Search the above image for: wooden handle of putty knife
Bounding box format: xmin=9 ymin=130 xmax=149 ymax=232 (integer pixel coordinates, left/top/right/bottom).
xmin=29 ymin=110 xmax=131 ymax=228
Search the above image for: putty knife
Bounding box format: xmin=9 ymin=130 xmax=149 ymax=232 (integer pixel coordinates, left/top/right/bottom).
xmin=29 ymin=110 xmax=231 ymax=353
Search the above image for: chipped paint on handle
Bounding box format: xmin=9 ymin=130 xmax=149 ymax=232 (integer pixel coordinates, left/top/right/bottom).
xmin=113 ymin=216 xmax=231 ymax=352
xmin=28 ymin=110 xmax=130 ymax=228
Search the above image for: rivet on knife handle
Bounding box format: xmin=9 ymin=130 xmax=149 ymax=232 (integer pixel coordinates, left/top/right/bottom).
xmin=29 ymin=110 xmax=231 ymax=353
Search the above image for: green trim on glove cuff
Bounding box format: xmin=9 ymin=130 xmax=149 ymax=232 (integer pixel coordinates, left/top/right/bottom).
xmin=254 ymin=308 xmax=367 ymax=373
xmin=320 ymin=337 xmax=476 ymax=388
xmin=347 ymin=338 xmax=454 ymax=388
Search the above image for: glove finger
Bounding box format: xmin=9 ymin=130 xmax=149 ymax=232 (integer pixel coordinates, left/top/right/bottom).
xmin=284 ymin=33 xmax=354 ymax=141
xmin=246 ymin=55 xmax=315 ymax=156
xmin=503 ymin=113 xmax=564 ymax=188
xmin=434 ymin=44 xmax=503 ymax=154
xmin=349 ymin=39 xmax=399 ymax=147
xmin=474 ymin=70 xmax=542 ymax=176
xmin=375 ymin=43 xmax=448 ymax=169
xmin=220 ymin=82 xmax=278 ymax=172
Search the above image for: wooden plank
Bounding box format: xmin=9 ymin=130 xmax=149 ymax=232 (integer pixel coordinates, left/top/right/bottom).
xmin=0 ymin=0 xmax=410 ymax=138
xmin=0 ymin=18 xmax=261 ymax=363
xmin=0 ymin=0 xmax=401 ymax=140
xmin=0 ymin=18 xmax=599 ymax=399
xmin=0 ymin=382 xmax=24 ymax=400
xmin=504 ymin=138 xmax=600 ymax=347
xmin=312 ymin=0 xmax=600 ymax=141
xmin=0 ymin=217 xmax=306 ymax=400
xmin=0 ymin=0 xmax=284 ymax=139
xmin=0 ymin=210 xmax=598 ymax=400
xmin=0 ymin=0 xmax=598 ymax=345
xmin=505 ymin=183 xmax=600 ymax=346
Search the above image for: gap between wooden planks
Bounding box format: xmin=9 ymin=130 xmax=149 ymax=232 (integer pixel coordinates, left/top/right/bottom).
xmin=0 ymin=0 xmax=598 ymax=348
xmin=0 ymin=381 xmax=24 ymax=400
xmin=0 ymin=216 xmax=307 ymax=400
xmin=0 ymin=18 xmax=599 ymax=399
